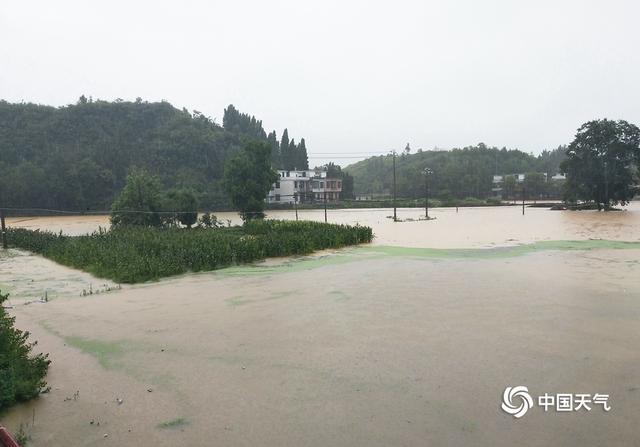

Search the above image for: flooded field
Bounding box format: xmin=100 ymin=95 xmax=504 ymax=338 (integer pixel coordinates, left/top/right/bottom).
xmin=8 ymin=202 xmax=640 ymax=248
xmin=2 ymin=204 xmax=640 ymax=446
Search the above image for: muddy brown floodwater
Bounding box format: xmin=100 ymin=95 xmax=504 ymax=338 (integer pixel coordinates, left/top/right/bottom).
xmin=2 ymin=204 xmax=640 ymax=446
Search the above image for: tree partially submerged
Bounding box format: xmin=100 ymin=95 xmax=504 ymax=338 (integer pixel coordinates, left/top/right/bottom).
xmin=165 ymin=188 xmax=198 ymax=228
xmin=0 ymin=290 xmax=50 ymax=411
xmin=561 ymin=119 xmax=640 ymax=209
xmin=111 ymin=169 xmax=164 ymax=227
xmin=223 ymin=140 xmax=278 ymax=221
xmin=111 ymin=171 xmax=199 ymax=227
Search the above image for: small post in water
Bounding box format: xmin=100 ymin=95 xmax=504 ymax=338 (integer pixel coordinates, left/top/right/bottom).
xmin=0 ymin=208 xmax=7 ymax=249
xmin=522 ymin=186 xmax=525 ymax=215
xmin=392 ymin=150 xmax=397 ymax=222
xmin=324 ymin=191 xmax=327 ymax=223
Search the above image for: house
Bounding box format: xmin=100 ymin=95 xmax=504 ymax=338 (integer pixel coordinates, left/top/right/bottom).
xmin=266 ymin=169 xmax=342 ymax=204
xmin=491 ymin=172 xmax=556 ymax=198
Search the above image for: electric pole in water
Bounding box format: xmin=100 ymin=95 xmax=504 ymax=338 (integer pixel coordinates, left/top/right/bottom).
xmin=604 ymin=160 xmax=609 ymax=210
xmin=0 ymin=208 xmax=7 ymax=249
xmin=423 ymin=167 xmax=432 ymax=219
xmin=392 ymin=151 xmax=397 ymax=222
xmin=324 ymin=190 xmax=327 ymax=223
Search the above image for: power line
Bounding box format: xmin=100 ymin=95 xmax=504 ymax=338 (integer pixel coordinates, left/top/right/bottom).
xmin=309 ymin=151 xmax=389 ymax=155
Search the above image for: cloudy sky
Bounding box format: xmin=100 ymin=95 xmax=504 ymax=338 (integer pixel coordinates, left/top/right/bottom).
xmin=1 ymin=0 xmax=639 ymax=166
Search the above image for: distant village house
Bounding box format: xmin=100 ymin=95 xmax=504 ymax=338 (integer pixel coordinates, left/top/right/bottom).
xmin=267 ymin=169 xmax=343 ymax=204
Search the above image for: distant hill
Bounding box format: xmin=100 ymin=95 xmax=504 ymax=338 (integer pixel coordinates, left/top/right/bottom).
xmin=345 ymin=144 xmax=566 ymax=199
xmin=0 ymin=98 xmax=309 ymax=211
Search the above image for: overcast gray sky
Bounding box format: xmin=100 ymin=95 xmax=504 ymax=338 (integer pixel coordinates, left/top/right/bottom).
xmin=1 ymin=0 xmax=639 ymax=166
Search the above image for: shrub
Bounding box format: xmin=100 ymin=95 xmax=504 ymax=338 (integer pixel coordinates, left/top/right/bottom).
xmin=0 ymin=290 xmax=50 ymax=412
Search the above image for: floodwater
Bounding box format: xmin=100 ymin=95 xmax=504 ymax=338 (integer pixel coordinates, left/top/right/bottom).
xmin=2 ymin=204 xmax=640 ymax=446
xmin=8 ymin=202 xmax=640 ymax=247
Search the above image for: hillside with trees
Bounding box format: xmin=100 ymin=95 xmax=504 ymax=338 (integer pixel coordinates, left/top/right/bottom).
xmin=222 ymin=104 xmax=309 ymax=171
xmin=345 ymin=144 xmax=566 ymax=200
xmin=0 ymin=98 xmax=309 ymax=211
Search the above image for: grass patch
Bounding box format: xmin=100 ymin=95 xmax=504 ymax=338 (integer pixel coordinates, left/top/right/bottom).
xmin=6 ymin=220 xmax=372 ymax=283
xmin=157 ymin=418 xmax=188 ymax=429
xmin=63 ymin=336 xmax=127 ymax=369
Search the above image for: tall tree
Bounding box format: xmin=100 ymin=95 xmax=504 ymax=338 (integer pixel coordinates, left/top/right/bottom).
xmin=503 ymin=175 xmax=516 ymax=200
xmin=223 ymin=140 xmax=278 ymax=220
xmin=111 ymin=169 xmax=164 ymax=227
xmin=524 ymin=172 xmax=545 ymax=201
xmin=287 ymin=139 xmax=297 ymax=170
xmin=341 ymin=173 xmax=355 ymax=199
xmin=297 ymin=138 xmax=309 ymax=170
xmin=280 ymin=129 xmax=290 ymax=170
xmin=560 ymin=119 xmax=640 ymax=209
xmin=164 ymin=188 xmax=198 ymax=228
xmin=267 ymin=130 xmax=280 ymax=168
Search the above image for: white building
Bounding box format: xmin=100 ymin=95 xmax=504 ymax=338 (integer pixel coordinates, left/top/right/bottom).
xmin=266 ymin=169 xmax=342 ymax=204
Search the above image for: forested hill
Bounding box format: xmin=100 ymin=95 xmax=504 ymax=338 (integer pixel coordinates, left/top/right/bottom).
xmin=345 ymin=144 xmax=566 ymax=199
xmin=0 ymin=98 xmax=309 ymax=211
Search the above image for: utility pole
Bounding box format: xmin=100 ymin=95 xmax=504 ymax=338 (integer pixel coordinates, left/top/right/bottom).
xmin=324 ymin=190 xmax=327 ymax=223
xmin=423 ymin=167 xmax=432 ymax=219
xmin=522 ymin=185 xmax=525 ymax=216
xmin=604 ymin=160 xmax=609 ymax=211
xmin=294 ymin=195 xmax=299 ymax=221
xmin=392 ymin=150 xmax=397 ymax=222
xmin=0 ymin=208 xmax=7 ymax=249
xmin=425 ymin=173 xmax=429 ymax=219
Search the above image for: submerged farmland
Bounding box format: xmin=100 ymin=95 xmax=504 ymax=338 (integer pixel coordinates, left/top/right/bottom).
xmin=6 ymin=220 xmax=373 ymax=283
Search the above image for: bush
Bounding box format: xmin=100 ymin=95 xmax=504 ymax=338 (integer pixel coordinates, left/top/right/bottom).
xmin=0 ymin=290 xmax=50 ymax=412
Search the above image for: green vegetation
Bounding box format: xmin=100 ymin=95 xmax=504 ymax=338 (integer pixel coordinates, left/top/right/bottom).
xmin=6 ymin=220 xmax=373 ymax=283
xmin=15 ymin=423 xmax=30 ymax=445
xmin=345 ymin=143 xmax=566 ymax=199
xmin=63 ymin=336 xmax=126 ymax=369
xmin=223 ymin=140 xmax=278 ymax=220
xmin=0 ymin=99 xmax=309 ymax=211
xmin=560 ymin=119 xmax=640 ymax=209
xmin=0 ymin=290 xmax=50 ymax=412
xmin=157 ymin=418 xmax=188 ymax=429
xmin=111 ymin=170 xmax=199 ymax=227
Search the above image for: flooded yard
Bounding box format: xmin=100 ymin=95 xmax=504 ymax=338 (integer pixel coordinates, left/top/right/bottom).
xmin=2 ymin=204 xmax=640 ymax=446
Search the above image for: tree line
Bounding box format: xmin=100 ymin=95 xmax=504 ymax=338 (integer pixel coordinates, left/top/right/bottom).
xmin=0 ymin=98 xmax=309 ymax=211
xmin=223 ymin=104 xmax=309 ymax=171
xmin=345 ymin=143 xmax=568 ymax=200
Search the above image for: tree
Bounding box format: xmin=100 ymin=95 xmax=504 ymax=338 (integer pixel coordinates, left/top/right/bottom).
xmin=524 ymin=172 xmax=545 ymax=201
xmin=342 ymin=173 xmax=355 ymax=199
xmin=267 ymin=130 xmax=280 ymax=168
xmin=164 ymin=188 xmax=198 ymax=228
xmin=297 ymin=138 xmax=309 ymax=170
xmin=280 ymin=129 xmax=290 ymax=170
xmin=111 ymin=169 xmax=164 ymax=227
xmin=504 ymin=175 xmax=516 ymax=200
xmin=560 ymin=119 xmax=640 ymax=209
xmin=0 ymin=290 xmax=50 ymax=411
xmin=223 ymin=140 xmax=278 ymax=221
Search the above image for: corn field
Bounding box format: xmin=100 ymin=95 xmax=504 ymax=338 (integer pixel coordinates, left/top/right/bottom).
xmin=7 ymin=220 xmax=373 ymax=283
